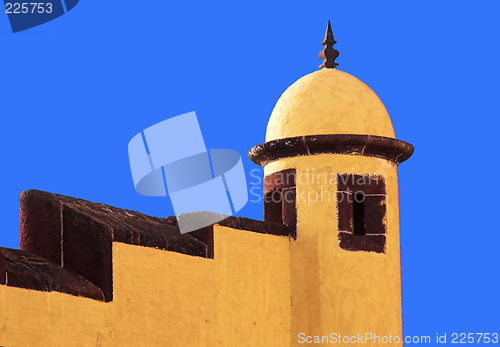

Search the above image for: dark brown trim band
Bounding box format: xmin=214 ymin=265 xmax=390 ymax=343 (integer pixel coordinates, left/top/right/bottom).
xmin=248 ymin=134 xmax=414 ymax=167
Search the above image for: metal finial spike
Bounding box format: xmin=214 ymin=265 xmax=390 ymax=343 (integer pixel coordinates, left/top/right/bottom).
xmin=319 ymin=20 xmax=339 ymax=69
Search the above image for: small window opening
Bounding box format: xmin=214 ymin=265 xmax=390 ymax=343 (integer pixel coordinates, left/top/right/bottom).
xmin=264 ymin=190 xmax=283 ymax=224
xmin=352 ymin=191 xmax=365 ymax=236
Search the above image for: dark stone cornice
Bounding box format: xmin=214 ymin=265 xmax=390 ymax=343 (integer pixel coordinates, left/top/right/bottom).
xmin=248 ymin=134 xmax=414 ymax=167
xmin=0 ymin=247 xmax=105 ymax=301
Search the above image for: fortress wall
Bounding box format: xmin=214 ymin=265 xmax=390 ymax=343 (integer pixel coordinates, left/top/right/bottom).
xmin=0 ymin=190 xmax=293 ymax=346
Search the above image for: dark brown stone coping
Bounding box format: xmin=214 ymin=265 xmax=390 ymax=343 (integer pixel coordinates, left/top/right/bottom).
xmin=165 ymin=214 xmax=295 ymax=239
xmin=248 ymin=134 xmax=414 ymax=167
xmin=20 ymin=190 xmax=293 ymax=301
xmin=0 ymin=247 xmax=104 ymax=301
xmin=263 ymin=168 xmax=296 ymax=195
xmin=338 ymin=232 xmax=386 ymax=254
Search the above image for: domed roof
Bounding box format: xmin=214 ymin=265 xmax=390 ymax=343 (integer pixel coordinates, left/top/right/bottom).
xmin=265 ymin=68 xmax=396 ymax=142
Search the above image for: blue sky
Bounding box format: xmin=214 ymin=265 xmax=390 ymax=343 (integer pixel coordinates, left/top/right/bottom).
xmin=1 ymin=1 xmax=499 ymax=344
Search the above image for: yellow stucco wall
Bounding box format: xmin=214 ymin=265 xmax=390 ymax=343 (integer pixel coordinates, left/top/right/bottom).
xmin=0 ymin=286 xmax=110 ymax=346
xmin=0 ymin=225 xmax=291 ymax=347
xmin=264 ymin=153 xmax=403 ymax=347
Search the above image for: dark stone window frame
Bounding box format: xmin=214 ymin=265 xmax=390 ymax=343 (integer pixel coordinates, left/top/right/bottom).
xmin=336 ymin=174 xmax=387 ymax=253
xmin=263 ymin=168 xmax=297 ymax=232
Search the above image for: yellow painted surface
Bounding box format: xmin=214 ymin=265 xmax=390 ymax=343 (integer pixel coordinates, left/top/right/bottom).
xmin=266 ymin=68 xmax=396 ymax=141
xmin=265 ymin=154 xmax=403 ymax=346
xmin=0 ymin=286 xmax=110 ymax=347
xmin=0 ymin=225 xmax=291 ymax=347
xmin=112 ymin=226 xmax=291 ymax=347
